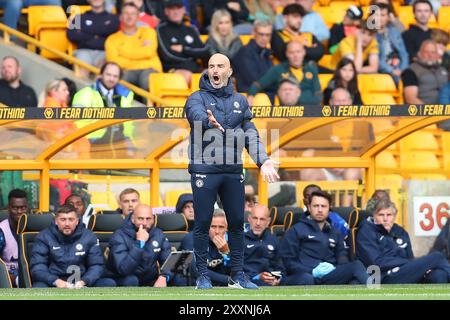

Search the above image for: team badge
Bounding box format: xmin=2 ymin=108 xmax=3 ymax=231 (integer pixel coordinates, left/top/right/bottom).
xmin=305 ymin=72 xmax=313 ymax=79
xmin=196 ymin=179 xmax=204 ymax=188
xmin=234 ymin=101 xmax=240 ymax=109
xmin=396 ymin=238 xmax=403 ymax=245
xmin=152 ymin=241 xmax=159 ymax=247
xmin=267 ymin=245 xmax=274 ymax=251
xmin=76 ymin=244 xmax=83 ymax=251
xmin=185 ymin=35 xmax=194 ymax=44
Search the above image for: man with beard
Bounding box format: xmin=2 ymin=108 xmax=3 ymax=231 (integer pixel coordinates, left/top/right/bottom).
xmin=0 ymin=56 xmax=37 ymax=107
xmin=402 ymin=40 xmax=448 ymax=104
xmin=30 ymin=205 xmax=115 ymax=288
xmin=279 ymin=190 xmax=368 ymax=285
xmin=185 ymin=53 xmax=279 ymax=289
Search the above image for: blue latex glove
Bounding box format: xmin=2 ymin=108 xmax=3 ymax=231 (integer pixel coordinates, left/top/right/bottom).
xmin=312 ymin=262 xmax=336 ymax=279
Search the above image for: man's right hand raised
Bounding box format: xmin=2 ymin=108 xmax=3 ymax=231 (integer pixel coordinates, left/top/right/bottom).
xmin=136 ymin=225 xmax=149 ymax=242
xmin=207 ymin=109 xmax=225 ymax=132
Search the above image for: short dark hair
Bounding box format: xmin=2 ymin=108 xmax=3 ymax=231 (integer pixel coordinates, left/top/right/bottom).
xmin=375 ymin=3 xmax=391 ymax=13
xmin=413 ymin=0 xmax=433 ymax=12
xmin=303 ymin=184 xmax=321 ymax=198
xmin=8 ymin=189 xmax=27 ymax=203
xmin=309 ymin=190 xmax=332 ymax=207
xmin=64 ymin=193 xmax=84 ymax=205
xmin=56 ymin=204 xmax=78 ymax=216
xmin=100 ymin=61 xmax=123 ymax=79
xmin=282 ymin=3 xmax=306 ymax=17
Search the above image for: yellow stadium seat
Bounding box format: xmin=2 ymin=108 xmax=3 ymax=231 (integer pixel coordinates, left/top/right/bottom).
xmin=317 ymin=5 xmax=349 ymax=28
xmin=28 ymin=6 xmax=68 ymax=59
xmin=165 ymin=189 xmax=191 ymax=207
xmin=357 ymin=74 xmax=397 ymax=94
xmin=441 ymin=132 xmax=450 ymax=170
xmin=397 ymin=5 xmax=438 ymax=28
xmin=400 ymin=131 xmax=440 ymax=151
xmin=318 ymin=73 xmax=333 ymax=91
xmin=318 ymin=54 xmax=332 ymax=70
xmin=252 ymin=93 xmax=272 ymax=106
xmin=239 ymin=35 xmax=253 ymax=45
xmin=90 ymin=191 xmax=117 ymax=210
xmin=149 ymin=73 xmax=190 ymax=106
xmin=190 ymin=73 xmax=203 ymax=93
xmin=400 ymin=151 xmax=441 ymax=169
xmin=438 ymin=6 xmax=450 ymax=32
xmin=376 ymin=150 xmax=398 ymax=169
xmin=161 ymin=96 xmax=188 ymax=107
xmin=362 ymin=93 xmax=396 ymax=105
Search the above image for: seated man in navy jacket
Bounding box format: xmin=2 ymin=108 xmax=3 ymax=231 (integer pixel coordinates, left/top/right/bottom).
xmin=280 ymin=190 xmax=368 ymax=285
xmin=244 ymin=204 xmax=286 ymax=286
xmin=106 ymin=204 xmax=172 ymax=287
xmin=357 ymin=199 xmax=450 ymax=284
xmin=30 ymin=205 xmax=115 ymax=288
xmin=179 ymin=209 xmax=231 ymax=286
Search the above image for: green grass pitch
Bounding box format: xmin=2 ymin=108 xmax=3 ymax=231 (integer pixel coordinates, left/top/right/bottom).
xmin=0 ymin=284 xmax=449 ymax=300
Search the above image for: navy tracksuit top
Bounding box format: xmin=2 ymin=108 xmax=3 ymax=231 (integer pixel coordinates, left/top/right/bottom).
xmin=185 ymin=73 xmax=269 ymax=174
xmin=243 ymin=228 xmax=285 ymax=278
xmin=356 ymin=217 xmax=414 ymax=273
xmin=279 ymin=217 xmax=349 ymax=275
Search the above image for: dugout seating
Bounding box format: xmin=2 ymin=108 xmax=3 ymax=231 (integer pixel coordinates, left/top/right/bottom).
xmin=87 ymin=214 xmax=124 ymax=259
xmin=348 ymin=208 xmax=372 ymax=259
xmin=0 ymin=258 xmax=12 ymax=288
xmin=17 ymin=213 xmax=54 ymax=288
xmin=155 ymin=213 xmax=189 ymax=250
xmin=270 ymin=206 xmax=305 ymax=238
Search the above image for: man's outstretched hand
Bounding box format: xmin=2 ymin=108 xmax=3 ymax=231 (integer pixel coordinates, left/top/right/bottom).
xmin=261 ymin=159 xmax=280 ymax=183
xmin=207 ymin=109 xmax=225 ymax=132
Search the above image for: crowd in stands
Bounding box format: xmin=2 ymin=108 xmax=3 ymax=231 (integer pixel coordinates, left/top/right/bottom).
xmin=1 ymin=185 xmax=450 ymax=288
xmin=0 ymin=0 xmax=447 ymax=111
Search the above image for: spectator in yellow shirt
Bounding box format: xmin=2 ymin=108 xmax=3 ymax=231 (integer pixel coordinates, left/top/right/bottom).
xmin=105 ymin=3 xmax=162 ymax=92
xmin=330 ymin=21 xmax=379 ymax=74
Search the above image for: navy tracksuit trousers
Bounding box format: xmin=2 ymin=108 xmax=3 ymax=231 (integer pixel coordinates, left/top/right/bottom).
xmin=284 ymin=261 xmax=369 ymax=285
xmin=382 ymin=252 xmax=450 ymax=284
xmin=191 ymin=172 xmax=245 ymax=277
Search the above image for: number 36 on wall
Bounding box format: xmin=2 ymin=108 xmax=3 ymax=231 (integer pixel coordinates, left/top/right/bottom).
xmin=414 ymin=197 xmax=450 ymax=236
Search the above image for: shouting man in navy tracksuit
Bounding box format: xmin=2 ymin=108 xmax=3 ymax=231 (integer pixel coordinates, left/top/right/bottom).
xmin=280 ymin=190 xmax=368 ymax=285
xmin=185 ymin=53 xmax=280 ymax=289
xmin=244 ymin=204 xmax=287 ymax=286
xmin=357 ymin=199 xmax=450 ymax=284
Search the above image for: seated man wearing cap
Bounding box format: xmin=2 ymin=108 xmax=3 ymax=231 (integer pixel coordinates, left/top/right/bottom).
xmin=156 ymin=0 xmax=209 ymax=85
xmin=30 ymin=205 xmax=115 ymax=288
xmin=329 ymin=5 xmax=363 ymax=54
xmin=276 ymin=76 xmax=302 ymax=106
xmin=248 ymin=40 xmax=321 ymax=105
xmin=175 ymin=193 xmax=195 ymax=231
xmin=357 ymin=199 xmax=450 ymax=284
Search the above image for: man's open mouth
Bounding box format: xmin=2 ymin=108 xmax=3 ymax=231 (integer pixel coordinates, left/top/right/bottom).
xmin=213 ymin=75 xmax=220 ymax=82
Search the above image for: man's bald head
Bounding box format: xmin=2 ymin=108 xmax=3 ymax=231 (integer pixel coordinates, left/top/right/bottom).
xmin=330 ymin=88 xmax=352 ymax=105
xmin=131 ymin=204 xmax=155 ymax=230
xmin=248 ymin=204 xmax=271 ymax=236
xmin=208 ymin=53 xmax=232 ymax=89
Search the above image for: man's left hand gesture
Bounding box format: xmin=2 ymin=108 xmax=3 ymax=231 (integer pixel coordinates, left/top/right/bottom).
xmin=261 ymin=159 xmax=280 ymax=183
